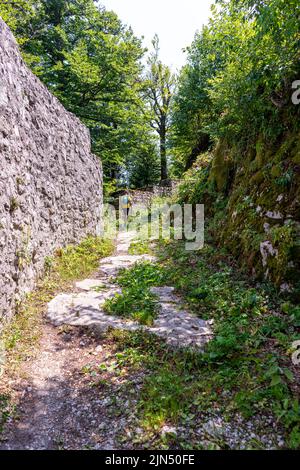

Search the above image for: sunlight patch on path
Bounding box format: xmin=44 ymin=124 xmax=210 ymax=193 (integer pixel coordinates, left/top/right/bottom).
xmin=47 ymin=232 xmax=213 ymax=349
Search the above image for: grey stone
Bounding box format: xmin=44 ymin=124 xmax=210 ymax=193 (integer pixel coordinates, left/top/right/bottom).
xmin=0 ymin=19 xmax=103 ymax=323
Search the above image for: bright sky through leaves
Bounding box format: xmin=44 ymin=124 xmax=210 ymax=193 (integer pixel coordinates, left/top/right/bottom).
xmin=99 ymin=0 xmax=214 ymax=70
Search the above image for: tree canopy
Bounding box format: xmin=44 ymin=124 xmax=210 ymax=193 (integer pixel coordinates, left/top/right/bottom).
xmin=2 ymin=0 xmax=299 ymax=186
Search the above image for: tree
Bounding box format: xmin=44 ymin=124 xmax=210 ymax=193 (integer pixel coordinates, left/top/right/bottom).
xmin=144 ymin=35 xmax=176 ymax=181
xmin=170 ymin=61 xmax=212 ymax=174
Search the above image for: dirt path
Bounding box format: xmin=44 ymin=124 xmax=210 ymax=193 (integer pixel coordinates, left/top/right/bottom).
xmin=0 ymin=231 xmax=212 ymax=450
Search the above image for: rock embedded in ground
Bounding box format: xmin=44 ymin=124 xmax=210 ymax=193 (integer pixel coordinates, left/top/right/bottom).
xmin=75 ymin=279 xmax=107 ymax=292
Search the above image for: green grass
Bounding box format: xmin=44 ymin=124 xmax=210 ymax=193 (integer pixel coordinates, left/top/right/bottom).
xmin=54 ymin=236 xmax=113 ymax=280
xmin=116 ymin=261 xmax=164 ymax=288
xmin=128 ymin=240 xmax=151 ymax=255
xmin=106 ymin=330 xmax=213 ymax=438
xmin=104 ymin=261 xmax=163 ymax=325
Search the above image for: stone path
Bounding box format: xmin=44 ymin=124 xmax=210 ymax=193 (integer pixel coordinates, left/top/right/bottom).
xmin=47 ymin=231 xmax=213 ymax=349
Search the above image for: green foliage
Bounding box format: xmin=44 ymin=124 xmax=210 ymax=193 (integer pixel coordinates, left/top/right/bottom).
xmin=117 ymin=261 xmax=164 ymax=288
xmin=104 ymin=287 xmax=158 ymax=326
xmin=0 ymin=0 xmax=38 ymax=45
xmin=170 ymin=0 xmax=300 ymax=170
xmin=1 ymin=0 xmax=158 ymax=185
xmin=104 ymin=261 xmax=163 ymax=325
xmin=170 ymin=1 xmax=300 ymax=286
xmin=141 ymin=367 xmax=194 ymax=428
xmin=175 ymin=153 xmax=222 ymax=219
xmin=175 ymin=132 xmax=300 ymax=288
xmin=144 ymin=35 xmax=176 ymax=180
xmin=125 ymin=141 xmax=161 ymax=189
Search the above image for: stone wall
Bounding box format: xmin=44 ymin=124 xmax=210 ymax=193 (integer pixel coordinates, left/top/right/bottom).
xmin=111 ymin=181 xmax=181 ymax=208
xmin=0 ymin=18 xmax=103 ymax=323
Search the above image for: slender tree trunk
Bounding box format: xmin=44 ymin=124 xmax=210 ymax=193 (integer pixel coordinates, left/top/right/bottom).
xmin=160 ymin=121 xmax=168 ymax=181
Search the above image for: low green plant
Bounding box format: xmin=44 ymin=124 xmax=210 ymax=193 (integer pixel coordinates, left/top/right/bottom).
xmin=117 ymin=261 xmax=165 ymax=288
xmin=104 ymin=287 xmax=158 ymax=326
xmin=129 ymin=240 xmax=150 ymax=255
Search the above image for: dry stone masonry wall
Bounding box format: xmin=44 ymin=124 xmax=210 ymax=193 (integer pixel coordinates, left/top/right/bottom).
xmin=0 ymin=18 xmax=103 ymax=323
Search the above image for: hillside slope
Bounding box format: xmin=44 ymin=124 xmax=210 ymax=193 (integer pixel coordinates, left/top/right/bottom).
xmin=177 ymin=131 xmax=300 ymax=298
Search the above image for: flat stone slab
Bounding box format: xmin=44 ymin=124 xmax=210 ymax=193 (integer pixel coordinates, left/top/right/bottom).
xmin=47 ymin=231 xmax=213 ymax=350
xmin=150 ymin=286 xmax=213 ymax=347
xmin=151 ymin=286 xmax=177 ymax=303
xmin=151 ymin=302 xmax=212 ymax=349
xmin=47 ymin=290 xmax=140 ymax=331
xmin=116 ymin=231 xmax=137 ymax=253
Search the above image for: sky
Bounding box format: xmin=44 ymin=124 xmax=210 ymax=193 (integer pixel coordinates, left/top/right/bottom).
xmin=99 ymin=0 xmax=215 ymax=71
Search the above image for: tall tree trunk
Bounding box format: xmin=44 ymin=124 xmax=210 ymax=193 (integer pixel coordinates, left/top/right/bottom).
xmin=160 ymin=122 xmax=168 ymax=181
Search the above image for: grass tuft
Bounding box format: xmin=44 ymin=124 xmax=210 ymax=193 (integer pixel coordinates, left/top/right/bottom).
xmin=55 ymin=236 xmax=113 ymax=281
